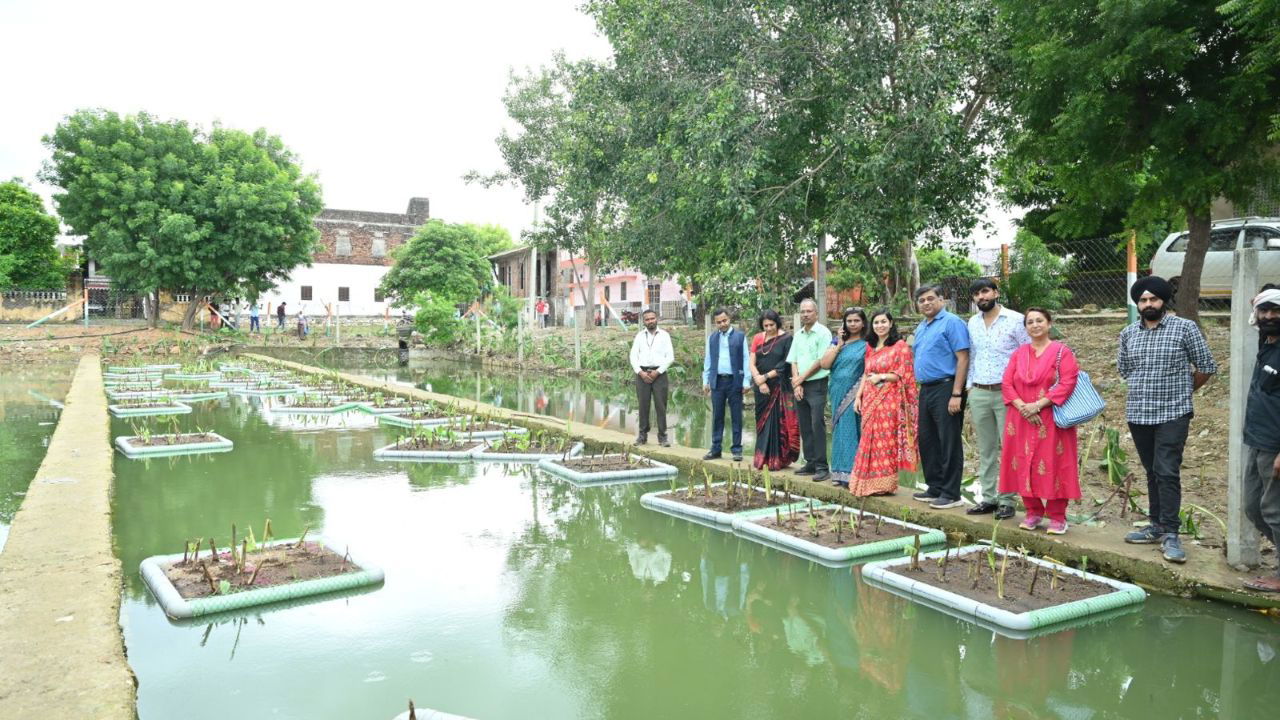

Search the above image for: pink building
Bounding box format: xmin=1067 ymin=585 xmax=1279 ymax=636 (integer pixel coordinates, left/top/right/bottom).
xmin=558 ymin=257 xmax=685 ymax=321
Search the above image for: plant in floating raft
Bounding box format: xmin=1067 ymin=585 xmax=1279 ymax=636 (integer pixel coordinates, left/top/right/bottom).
xmin=762 ymin=467 xmax=773 ymax=504
xmin=996 ymin=551 xmax=1009 ymax=600
xmin=907 ymin=534 xmax=921 ymax=570
xmin=702 ymin=468 xmax=712 ymax=499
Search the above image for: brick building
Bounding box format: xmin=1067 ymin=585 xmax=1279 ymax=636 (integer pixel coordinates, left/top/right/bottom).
xmin=260 ymin=197 xmax=429 ymax=317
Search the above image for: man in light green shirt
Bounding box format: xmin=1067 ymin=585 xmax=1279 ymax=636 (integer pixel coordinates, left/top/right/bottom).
xmin=786 ymin=299 xmax=833 ymax=479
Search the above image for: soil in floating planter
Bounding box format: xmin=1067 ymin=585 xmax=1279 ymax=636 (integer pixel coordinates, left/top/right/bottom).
xmin=886 ymin=551 xmax=1113 ymax=613
xmin=132 ymin=432 xmax=224 ymax=448
xmin=650 ymin=484 xmax=788 ymax=513
xmin=552 ymin=455 xmax=659 ymax=473
xmin=114 ymin=400 xmax=182 ymax=410
xmin=479 ymin=434 xmax=574 ymax=456
xmin=453 ymin=420 xmax=515 ymax=433
xmin=753 ymin=507 xmax=919 ymax=549
xmin=163 ymin=541 xmax=360 ymax=600
xmin=390 ymin=436 xmax=483 ymax=452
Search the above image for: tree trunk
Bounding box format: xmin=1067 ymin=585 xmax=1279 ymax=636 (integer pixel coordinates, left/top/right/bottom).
xmin=583 ymin=246 xmax=597 ymax=333
xmin=814 ymin=234 xmax=828 ymax=320
xmin=150 ymin=288 xmax=161 ymax=328
xmin=180 ymin=294 xmax=208 ymax=331
xmin=1179 ymin=207 xmax=1210 ymax=328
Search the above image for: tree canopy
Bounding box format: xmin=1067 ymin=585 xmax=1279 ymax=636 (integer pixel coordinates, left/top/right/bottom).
xmin=477 ymin=0 xmax=1002 ymax=311
xmin=998 ymin=0 xmax=1280 ymax=324
xmin=379 ymin=220 xmax=494 ymax=305
xmin=0 ymin=179 xmax=72 ymax=289
xmin=40 ymin=109 xmax=322 ymax=327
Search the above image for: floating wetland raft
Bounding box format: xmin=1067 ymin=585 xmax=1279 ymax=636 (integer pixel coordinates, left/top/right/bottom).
xmin=108 ymin=400 xmax=192 ymax=418
xmin=862 ymin=544 xmax=1146 ymax=632
xmin=116 ymin=431 xmax=234 ymax=458
xmin=141 ymin=531 xmax=384 ymax=619
xmin=733 ymin=501 xmax=946 ymax=563
xmin=538 ymin=450 xmax=678 ymax=484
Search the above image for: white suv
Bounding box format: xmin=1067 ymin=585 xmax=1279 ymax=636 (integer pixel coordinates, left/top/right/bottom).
xmin=1150 ymin=218 xmax=1280 ymax=299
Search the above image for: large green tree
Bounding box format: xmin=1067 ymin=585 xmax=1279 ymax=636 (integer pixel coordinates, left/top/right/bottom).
xmin=378 ymin=219 xmax=492 ymax=305
xmin=999 ymin=0 xmax=1280 ymax=325
xmin=40 ymin=109 xmax=322 ymax=328
xmin=0 ymin=179 xmax=73 ymax=289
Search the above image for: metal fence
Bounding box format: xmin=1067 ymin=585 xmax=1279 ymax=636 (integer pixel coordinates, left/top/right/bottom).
xmin=940 ymin=235 xmax=1132 ymax=315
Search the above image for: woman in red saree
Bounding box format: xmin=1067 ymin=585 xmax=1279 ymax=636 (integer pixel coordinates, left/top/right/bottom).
xmin=998 ymin=308 xmax=1080 ymax=534
xmin=849 ymin=310 xmax=918 ymax=495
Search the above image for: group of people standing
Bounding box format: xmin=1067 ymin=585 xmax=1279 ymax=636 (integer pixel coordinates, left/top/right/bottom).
xmin=629 ymin=272 xmax=1270 ymax=571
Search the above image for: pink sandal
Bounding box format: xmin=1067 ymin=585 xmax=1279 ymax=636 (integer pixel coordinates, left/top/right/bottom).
xmin=1019 ymin=514 xmax=1043 ymax=531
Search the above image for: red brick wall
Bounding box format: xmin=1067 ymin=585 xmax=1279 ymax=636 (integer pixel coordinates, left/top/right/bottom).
xmin=311 ymin=222 xmax=410 ymax=266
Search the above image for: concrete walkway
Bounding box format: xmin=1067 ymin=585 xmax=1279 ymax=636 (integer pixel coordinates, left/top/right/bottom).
xmin=251 ymin=353 xmax=1279 ymax=610
xmin=0 ymin=355 xmax=135 ymax=718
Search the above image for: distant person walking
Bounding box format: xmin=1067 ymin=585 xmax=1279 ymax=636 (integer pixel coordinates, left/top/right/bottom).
xmin=818 ymin=308 xmax=868 ymax=488
xmin=629 ymin=309 xmax=673 ymax=447
xmin=1242 ymin=285 xmax=1280 ymax=592
xmin=702 ymin=308 xmax=751 ymax=461
xmin=911 ymin=285 xmax=971 ymax=510
xmin=748 ymin=309 xmax=800 ymax=470
xmin=297 ymin=305 xmax=309 ymax=339
xmin=1118 ymin=276 xmax=1217 ymax=564
xmin=999 ymin=309 xmax=1080 ymax=534
xmin=249 ymin=302 xmax=260 ymax=333
xmin=966 ymin=279 xmax=1029 ymax=520
xmin=276 ymin=302 xmax=287 ymax=330
xmin=849 ymin=310 xmax=917 ymax=496
xmin=787 ymin=298 xmax=833 ymax=481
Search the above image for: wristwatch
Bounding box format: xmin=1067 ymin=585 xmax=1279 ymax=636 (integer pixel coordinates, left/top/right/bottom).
xmin=951 ymin=391 xmax=963 ymax=398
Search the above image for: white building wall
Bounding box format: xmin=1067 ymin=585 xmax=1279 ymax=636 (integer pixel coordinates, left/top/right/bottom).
xmin=258 ymin=263 xmax=399 ymax=317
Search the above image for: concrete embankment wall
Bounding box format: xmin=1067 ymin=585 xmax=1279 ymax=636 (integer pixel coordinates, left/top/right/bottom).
xmin=0 ymin=355 xmax=136 ymax=717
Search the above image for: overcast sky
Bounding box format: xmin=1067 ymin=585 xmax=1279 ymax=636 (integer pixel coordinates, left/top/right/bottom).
xmin=1 ymin=0 xmax=1014 ymax=252
xmin=0 ymin=0 xmax=611 ymax=243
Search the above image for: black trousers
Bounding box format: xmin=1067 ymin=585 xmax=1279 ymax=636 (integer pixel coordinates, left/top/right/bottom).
xmin=635 ymin=372 xmax=669 ymax=436
xmin=796 ymin=377 xmax=828 ymax=471
xmin=919 ymin=381 xmax=965 ymax=501
xmin=1129 ymin=413 xmax=1191 ymax=534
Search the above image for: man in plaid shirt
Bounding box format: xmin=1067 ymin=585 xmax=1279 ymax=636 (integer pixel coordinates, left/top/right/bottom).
xmin=1118 ymin=276 xmax=1218 ymax=563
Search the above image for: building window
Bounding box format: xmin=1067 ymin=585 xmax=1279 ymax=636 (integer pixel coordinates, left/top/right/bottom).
xmin=647 ymin=282 xmax=661 ymax=309
xmin=604 ymin=285 xmax=611 ymax=302
xmin=301 ymin=286 xmax=313 ymax=301
xmin=620 ymin=281 xmax=627 ymax=301
xmin=374 ymin=288 xmax=385 ymax=303
xmin=338 ymin=286 xmax=350 ymax=302
xmin=371 ymin=233 xmax=387 ymax=258
xmin=335 ymin=231 xmax=352 ymax=256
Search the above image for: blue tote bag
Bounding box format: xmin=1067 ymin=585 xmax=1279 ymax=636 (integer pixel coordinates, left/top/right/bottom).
xmin=1051 ymin=346 xmax=1105 ymax=428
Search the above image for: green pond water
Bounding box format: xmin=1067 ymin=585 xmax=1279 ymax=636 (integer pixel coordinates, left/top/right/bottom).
xmin=0 ymin=360 xmax=76 ymax=552
xmin=108 ymin=390 xmax=1280 ymax=720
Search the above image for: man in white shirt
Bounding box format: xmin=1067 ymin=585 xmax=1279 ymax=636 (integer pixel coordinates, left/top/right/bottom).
xmin=630 ymin=309 xmax=675 ymax=446
xmin=965 ymin=278 xmax=1030 ymax=519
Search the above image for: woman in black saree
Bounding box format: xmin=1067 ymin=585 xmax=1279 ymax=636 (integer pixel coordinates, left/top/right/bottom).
xmin=748 ymin=309 xmax=801 ymax=470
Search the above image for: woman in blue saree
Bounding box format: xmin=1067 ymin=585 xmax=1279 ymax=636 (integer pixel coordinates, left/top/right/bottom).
xmin=818 ymin=308 xmax=868 ymax=488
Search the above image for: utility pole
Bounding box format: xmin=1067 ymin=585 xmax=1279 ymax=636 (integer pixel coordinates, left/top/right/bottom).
xmin=1227 ymin=248 xmax=1261 ymax=569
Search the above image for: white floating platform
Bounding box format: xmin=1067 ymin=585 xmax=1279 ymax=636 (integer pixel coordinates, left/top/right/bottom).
xmin=140 ymin=537 xmax=384 ymax=619
xmin=372 ymin=440 xmax=488 ymax=462
xmin=115 ymin=432 xmax=234 ymax=458
xmin=860 ymin=545 xmax=1146 ymax=633
xmin=731 ymin=506 xmax=946 ymax=563
xmin=472 ymin=441 xmax=584 ymax=463
xmin=109 ymin=401 xmax=193 ymax=418
xmin=538 ymin=453 xmax=678 ymax=485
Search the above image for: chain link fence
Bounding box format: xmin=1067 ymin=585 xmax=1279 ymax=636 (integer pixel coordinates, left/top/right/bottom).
xmin=938 ymin=235 xmax=1133 ymax=316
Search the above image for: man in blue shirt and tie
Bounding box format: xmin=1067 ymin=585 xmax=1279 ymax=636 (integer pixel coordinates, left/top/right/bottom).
xmin=911 ymin=285 xmax=971 ymax=509
xmin=703 ymin=308 xmax=752 ymax=461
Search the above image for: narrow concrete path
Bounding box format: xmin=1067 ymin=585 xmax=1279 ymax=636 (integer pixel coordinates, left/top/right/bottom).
xmin=0 ymin=355 xmax=135 ymax=718
xmin=251 ymin=353 xmax=1279 ymax=610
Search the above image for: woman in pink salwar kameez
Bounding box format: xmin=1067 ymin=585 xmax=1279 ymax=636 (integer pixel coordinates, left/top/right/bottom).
xmin=998 ymin=308 xmax=1080 ymax=534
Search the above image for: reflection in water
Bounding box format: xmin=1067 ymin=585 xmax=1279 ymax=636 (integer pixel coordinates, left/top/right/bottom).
xmin=112 ymin=392 xmax=1280 ymax=719
xmin=335 ymin=359 xmax=751 ymax=453
xmin=0 ymin=360 xmax=76 ymax=552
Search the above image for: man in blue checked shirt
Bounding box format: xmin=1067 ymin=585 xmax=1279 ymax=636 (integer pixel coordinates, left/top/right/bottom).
xmin=703 ymin=308 xmax=752 ymax=461
xmin=911 ymin=285 xmax=971 ymax=510
xmin=1118 ymin=276 xmax=1217 ymax=564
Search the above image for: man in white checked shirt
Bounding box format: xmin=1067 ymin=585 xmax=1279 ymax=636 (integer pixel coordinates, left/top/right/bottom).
xmin=1118 ymin=275 xmax=1217 ymax=564
xmin=630 ymin=309 xmax=675 ymax=446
